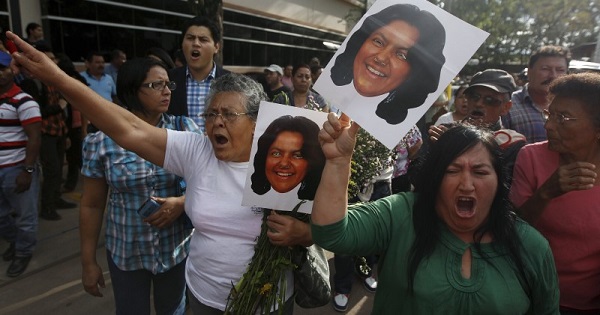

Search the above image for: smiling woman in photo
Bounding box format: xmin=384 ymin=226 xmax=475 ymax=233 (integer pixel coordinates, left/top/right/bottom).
xmin=331 ymin=3 xmax=446 ymax=125
xmin=251 ymin=115 xmax=325 ymax=200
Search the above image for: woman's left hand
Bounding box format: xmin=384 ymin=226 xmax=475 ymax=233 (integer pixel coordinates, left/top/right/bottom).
xmin=144 ymin=196 xmax=185 ymax=228
xmin=266 ymin=210 xmax=312 ymax=247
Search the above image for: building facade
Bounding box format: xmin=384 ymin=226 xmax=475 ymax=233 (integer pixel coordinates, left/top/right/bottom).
xmin=6 ymin=0 xmax=358 ymax=72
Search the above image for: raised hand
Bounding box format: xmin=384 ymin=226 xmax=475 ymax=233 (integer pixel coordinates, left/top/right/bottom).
xmin=318 ymin=112 xmax=359 ymax=163
xmin=428 ymin=124 xmax=448 ymax=142
xmin=6 ymin=31 xmax=64 ymax=85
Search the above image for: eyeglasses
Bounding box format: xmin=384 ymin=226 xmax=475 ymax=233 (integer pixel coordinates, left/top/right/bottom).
xmin=141 ymin=80 xmax=176 ymax=91
xmin=542 ymin=109 xmax=578 ymax=124
xmin=465 ymin=92 xmax=504 ymax=107
xmin=200 ymin=111 xmax=248 ymax=123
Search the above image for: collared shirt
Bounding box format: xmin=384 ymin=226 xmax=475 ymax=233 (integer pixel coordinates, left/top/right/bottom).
xmin=103 ymin=64 xmax=119 ymax=85
xmin=186 ymin=64 xmax=216 ymax=131
xmin=0 ymin=84 xmax=41 ymax=167
xmin=502 ymin=84 xmax=547 ymax=143
xmin=81 ymin=114 xmax=200 ymax=274
xmin=79 ymin=71 xmax=116 ymax=101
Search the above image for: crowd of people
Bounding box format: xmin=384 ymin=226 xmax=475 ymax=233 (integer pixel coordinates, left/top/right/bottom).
xmin=0 ymin=10 xmax=598 ymax=315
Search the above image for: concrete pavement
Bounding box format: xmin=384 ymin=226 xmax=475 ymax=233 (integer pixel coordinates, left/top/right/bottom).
xmin=0 ymin=179 xmax=374 ymax=315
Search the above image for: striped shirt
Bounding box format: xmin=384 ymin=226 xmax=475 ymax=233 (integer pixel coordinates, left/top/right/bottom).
xmin=82 ymin=114 xmax=200 ymax=274
xmin=186 ymin=64 xmax=216 ymax=131
xmin=0 ymin=85 xmax=41 ymax=167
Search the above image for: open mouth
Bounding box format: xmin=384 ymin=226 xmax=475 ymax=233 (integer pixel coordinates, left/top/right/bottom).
xmin=214 ymin=134 xmax=228 ymax=145
xmin=275 ymin=171 xmax=293 ymax=177
xmin=191 ymin=50 xmax=200 ymax=58
xmin=366 ymin=65 xmax=385 ymax=77
xmin=470 ymin=110 xmax=484 ymax=118
xmin=456 ymin=197 xmax=475 ymax=218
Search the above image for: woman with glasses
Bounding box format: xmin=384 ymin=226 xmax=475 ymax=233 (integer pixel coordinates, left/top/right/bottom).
xmin=79 ymin=58 xmax=199 ymax=314
xmin=7 ymin=32 xmax=311 ymax=315
xmin=511 ymin=72 xmax=600 ymax=314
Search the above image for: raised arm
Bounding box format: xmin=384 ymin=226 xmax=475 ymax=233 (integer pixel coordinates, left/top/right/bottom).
xmin=6 ymin=31 xmax=167 ymax=167
xmin=311 ymin=113 xmax=359 ymax=225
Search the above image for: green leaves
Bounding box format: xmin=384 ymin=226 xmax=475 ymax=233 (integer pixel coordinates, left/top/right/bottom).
xmin=430 ymin=0 xmax=599 ymax=66
xmin=349 ymin=129 xmax=394 ymax=200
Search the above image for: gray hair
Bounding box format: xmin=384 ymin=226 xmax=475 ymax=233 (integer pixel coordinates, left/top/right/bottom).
xmin=205 ymin=73 xmax=267 ymax=121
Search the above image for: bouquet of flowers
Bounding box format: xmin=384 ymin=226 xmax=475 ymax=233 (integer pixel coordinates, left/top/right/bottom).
xmin=226 ymin=125 xmax=392 ymax=314
xmin=225 ymin=203 xmax=309 ymax=315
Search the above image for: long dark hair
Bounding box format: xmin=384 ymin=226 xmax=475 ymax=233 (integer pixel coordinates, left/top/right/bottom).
xmin=251 ymin=115 xmax=325 ymax=200
xmin=331 ymin=3 xmax=446 ymax=124
xmin=116 ymin=58 xmax=168 ymax=114
xmin=408 ymin=125 xmax=527 ymax=293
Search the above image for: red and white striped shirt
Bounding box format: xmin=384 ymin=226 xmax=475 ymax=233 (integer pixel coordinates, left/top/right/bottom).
xmin=0 ymin=84 xmax=41 ymax=167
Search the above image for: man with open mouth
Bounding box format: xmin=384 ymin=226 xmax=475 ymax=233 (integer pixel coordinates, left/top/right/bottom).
xmin=430 ymin=69 xmax=527 ymax=185
xmin=168 ymin=16 xmax=230 ymax=132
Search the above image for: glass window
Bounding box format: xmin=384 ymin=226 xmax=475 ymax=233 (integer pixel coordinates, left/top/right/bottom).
xmin=42 ymin=4 xmax=339 ymax=68
xmin=99 ymin=3 xmax=133 ymax=25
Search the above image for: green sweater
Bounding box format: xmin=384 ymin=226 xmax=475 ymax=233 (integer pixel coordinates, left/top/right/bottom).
xmin=312 ymin=192 xmax=559 ymax=314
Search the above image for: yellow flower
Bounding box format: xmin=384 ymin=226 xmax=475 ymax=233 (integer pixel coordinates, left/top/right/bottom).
xmin=260 ymin=283 xmax=273 ymax=295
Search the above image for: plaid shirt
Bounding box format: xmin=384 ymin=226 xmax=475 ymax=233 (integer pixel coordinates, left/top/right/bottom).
xmin=186 ymin=64 xmax=216 ymax=132
xmin=81 ymin=114 xmax=200 ymax=274
xmin=501 ymin=85 xmax=545 ymax=143
xmin=41 ymin=85 xmax=68 ymax=136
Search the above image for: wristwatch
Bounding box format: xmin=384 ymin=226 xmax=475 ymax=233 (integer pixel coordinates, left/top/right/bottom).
xmin=23 ymin=165 xmax=35 ymax=174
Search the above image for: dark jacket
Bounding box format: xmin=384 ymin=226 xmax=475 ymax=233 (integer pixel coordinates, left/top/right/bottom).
xmin=167 ymin=65 xmax=230 ymax=117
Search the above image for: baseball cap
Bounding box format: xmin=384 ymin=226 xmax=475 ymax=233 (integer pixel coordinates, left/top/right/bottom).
xmin=265 ymin=64 xmax=283 ymax=75
xmin=465 ymin=69 xmax=517 ymax=94
xmin=0 ymin=51 xmax=11 ymax=67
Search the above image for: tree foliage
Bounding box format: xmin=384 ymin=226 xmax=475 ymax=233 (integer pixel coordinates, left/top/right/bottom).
xmin=429 ymin=0 xmax=600 ymax=67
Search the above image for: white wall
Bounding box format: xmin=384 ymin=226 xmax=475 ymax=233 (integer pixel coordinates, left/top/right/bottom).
xmin=225 ymin=0 xmax=356 ymax=35
xmin=16 ymin=0 xmax=42 ymax=36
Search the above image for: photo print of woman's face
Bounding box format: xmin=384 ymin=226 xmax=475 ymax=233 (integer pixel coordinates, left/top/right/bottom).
xmin=265 ymin=130 xmax=309 ymax=193
xmin=251 ymin=114 xmax=325 ymax=201
xmin=313 ymin=0 xmax=489 ymax=149
xmin=352 ymin=20 xmax=420 ymax=97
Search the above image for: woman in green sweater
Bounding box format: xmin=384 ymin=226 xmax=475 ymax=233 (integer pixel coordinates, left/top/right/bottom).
xmin=312 ymin=116 xmax=559 ymax=314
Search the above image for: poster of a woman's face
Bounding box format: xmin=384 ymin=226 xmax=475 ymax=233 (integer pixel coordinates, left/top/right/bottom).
xmin=314 ymin=0 xmax=488 ymax=149
xmin=242 ymin=102 xmax=328 ymax=213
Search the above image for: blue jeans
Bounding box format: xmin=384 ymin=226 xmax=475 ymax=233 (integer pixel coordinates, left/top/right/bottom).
xmin=107 ymin=252 xmax=187 ymax=315
xmin=0 ymin=165 xmax=39 ymax=257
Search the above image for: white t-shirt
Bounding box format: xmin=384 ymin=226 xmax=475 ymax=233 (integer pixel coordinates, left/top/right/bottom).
xmin=434 ymin=111 xmax=456 ymax=125
xmin=164 ymin=130 xmax=293 ymax=311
